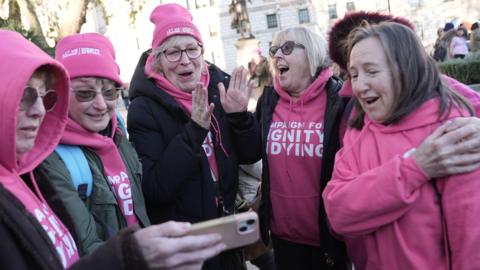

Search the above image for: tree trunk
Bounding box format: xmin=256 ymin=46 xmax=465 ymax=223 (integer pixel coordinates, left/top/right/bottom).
xmin=15 ymin=0 xmax=50 ymax=48
xmin=58 ymin=0 xmax=89 ymax=40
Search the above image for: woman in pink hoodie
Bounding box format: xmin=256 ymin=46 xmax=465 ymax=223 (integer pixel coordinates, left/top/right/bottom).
xmin=0 ymin=29 xmax=225 ymax=270
xmin=323 ymin=22 xmax=480 ymax=270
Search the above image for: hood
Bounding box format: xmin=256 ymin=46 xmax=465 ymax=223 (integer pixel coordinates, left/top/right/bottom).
xmin=328 ymin=11 xmax=414 ymax=72
xmin=273 ymin=68 xmax=333 ymax=105
xmin=0 ymin=30 xmax=70 ymax=175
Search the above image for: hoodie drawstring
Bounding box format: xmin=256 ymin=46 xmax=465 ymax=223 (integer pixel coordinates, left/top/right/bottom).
xmin=211 ymin=114 xmax=229 ymax=158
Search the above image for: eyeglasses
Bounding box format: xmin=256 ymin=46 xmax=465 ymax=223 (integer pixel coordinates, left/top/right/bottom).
xmin=161 ymin=45 xmax=203 ymax=62
xmin=269 ymin=41 xmax=305 ymax=57
xmin=20 ymin=86 xmax=58 ymax=112
xmin=72 ymin=88 xmax=121 ymax=102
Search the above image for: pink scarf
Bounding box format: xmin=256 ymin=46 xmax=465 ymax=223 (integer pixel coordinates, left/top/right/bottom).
xmin=3 ymin=171 xmax=79 ymax=268
xmin=61 ymin=117 xmax=139 ymax=226
xmin=145 ymin=54 xmax=221 ymax=180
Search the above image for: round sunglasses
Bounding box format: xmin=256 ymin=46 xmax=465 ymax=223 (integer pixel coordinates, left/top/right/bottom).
xmin=20 ymin=86 xmax=58 ymax=112
xmin=71 ymin=88 xmax=122 ymax=102
xmin=269 ymin=41 xmax=305 ymax=58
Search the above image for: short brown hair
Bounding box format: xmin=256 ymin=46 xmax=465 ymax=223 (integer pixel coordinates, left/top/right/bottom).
xmin=346 ymin=21 xmax=472 ymax=129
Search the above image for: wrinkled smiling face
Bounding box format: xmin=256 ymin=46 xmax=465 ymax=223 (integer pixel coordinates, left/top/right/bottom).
xmin=157 ymin=36 xmax=204 ymax=93
xmin=271 ymin=38 xmax=311 ymax=97
xmin=349 ymin=37 xmax=395 ymax=123
xmin=69 ymin=77 xmax=117 ymax=133
xmin=16 ymin=74 xmax=47 ymax=159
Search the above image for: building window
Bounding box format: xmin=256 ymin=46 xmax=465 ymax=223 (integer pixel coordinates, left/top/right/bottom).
xmin=298 ymin=8 xmax=310 ymax=24
xmin=328 ymin=4 xmax=337 ymax=19
xmin=266 ymin=14 xmax=278 ymax=29
xmin=346 ymin=1 xmax=355 ymax=11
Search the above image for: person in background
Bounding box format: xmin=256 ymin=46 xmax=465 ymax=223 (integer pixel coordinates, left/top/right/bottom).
xmin=248 ymin=48 xmax=272 ymax=109
xmin=450 ymin=26 xmax=469 ymax=59
xmin=127 ymin=3 xmax=257 ymax=269
xmin=323 ymin=21 xmax=480 ymax=270
xmin=34 ymin=32 xmax=150 ymax=255
xmin=0 ymin=29 xmax=225 ymax=270
xmin=470 ymin=22 xmax=480 ymax=53
xmin=433 ymin=27 xmax=448 ymax=62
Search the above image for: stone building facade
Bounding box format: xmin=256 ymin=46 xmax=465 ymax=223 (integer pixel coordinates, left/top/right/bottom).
xmin=84 ymin=0 xmax=479 ymax=81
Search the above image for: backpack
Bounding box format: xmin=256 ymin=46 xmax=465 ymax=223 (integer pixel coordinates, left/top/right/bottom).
xmin=54 ymin=111 xmax=127 ymax=200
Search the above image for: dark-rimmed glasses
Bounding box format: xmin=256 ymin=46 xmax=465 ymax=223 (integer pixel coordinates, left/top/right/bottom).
xmin=161 ymin=44 xmax=203 ymax=62
xmin=269 ymin=41 xmax=305 ymax=57
xmin=72 ymin=88 xmax=122 ymax=102
xmin=20 ymin=86 xmax=58 ymax=112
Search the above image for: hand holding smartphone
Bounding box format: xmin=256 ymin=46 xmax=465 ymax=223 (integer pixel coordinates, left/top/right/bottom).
xmin=186 ymin=212 xmax=260 ymax=251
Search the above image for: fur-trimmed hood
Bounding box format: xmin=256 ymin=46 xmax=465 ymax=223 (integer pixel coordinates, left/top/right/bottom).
xmin=328 ymin=11 xmax=415 ymax=72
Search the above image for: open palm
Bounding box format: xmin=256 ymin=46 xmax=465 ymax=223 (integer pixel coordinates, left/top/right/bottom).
xmin=219 ymin=66 xmax=253 ymax=113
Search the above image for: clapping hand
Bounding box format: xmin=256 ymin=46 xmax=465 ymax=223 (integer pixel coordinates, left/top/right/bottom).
xmin=191 ymin=83 xmax=214 ymax=129
xmin=219 ymin=66 xmax=254 ymax=114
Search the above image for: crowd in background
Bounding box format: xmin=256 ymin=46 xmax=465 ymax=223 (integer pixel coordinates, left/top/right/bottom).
xmin=433 ymin=21 xmax=480 ymax=61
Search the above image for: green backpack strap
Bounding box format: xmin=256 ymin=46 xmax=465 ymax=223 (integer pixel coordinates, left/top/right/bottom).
xmin=54 ymin=144 xmax=93 ymax=200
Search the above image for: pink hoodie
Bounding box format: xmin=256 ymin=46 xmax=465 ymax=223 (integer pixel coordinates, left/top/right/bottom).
xmin=0 ymin=30 xmax=79 ymax=268
xmin=267 ymin=68 xmax=332 ymax=246
xmin=323 ymin=99 xmax=480 ymax=270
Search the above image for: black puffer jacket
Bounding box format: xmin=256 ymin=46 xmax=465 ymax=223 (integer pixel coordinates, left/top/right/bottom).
xmin=127 ymin=52 xmax=258 ymax=270
xmin=128 ymin=51 xmax=257 ymax=224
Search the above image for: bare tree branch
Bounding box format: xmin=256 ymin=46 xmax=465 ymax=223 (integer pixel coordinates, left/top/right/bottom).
xmin=15 ymin=0 xmax=49 ymax=47
xmin=58 ymin=0 xmax=89 ymax=40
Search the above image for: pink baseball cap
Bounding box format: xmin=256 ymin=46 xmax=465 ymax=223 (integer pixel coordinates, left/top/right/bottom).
xmin=55 ymin=33 xmax=123 ymax=86
xmin=150 ymin=3 xmax=203 ymax=48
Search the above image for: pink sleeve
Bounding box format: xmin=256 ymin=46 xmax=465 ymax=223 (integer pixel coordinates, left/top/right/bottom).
xmin=442 ymin=172 xmax=480 ymax=270
xmin=442 ymin=75 xmax=480 ymax=116
xmin=323 ymin=143 xmax=429 ymax=237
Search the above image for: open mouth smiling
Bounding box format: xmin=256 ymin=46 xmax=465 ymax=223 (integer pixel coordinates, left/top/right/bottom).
xmin=278 ymin=65 xmax=289 ymax=75
xmin=179 ymin=71 xmax=193 ymax=77
xmin=365 ymin=97 xmax=379 ymax=105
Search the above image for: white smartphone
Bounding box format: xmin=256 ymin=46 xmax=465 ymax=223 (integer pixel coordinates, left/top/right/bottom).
xmin=187 ymin=212 xmax=260 ymax=251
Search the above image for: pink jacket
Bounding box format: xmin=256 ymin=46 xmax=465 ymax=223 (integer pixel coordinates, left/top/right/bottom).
xmin=323 ymin=99 xmax=480 ymax=270
xmin=450 ymin=36 xmax=469 ymax=56
xmin=267 ymin=68 xmax=331 ymax=246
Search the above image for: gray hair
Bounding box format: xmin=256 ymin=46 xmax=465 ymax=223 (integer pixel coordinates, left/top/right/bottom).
xmin=271 ymin=26 xmax=329 ymax=78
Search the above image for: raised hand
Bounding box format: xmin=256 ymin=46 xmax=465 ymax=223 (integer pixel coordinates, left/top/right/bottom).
xmin=414 ymin=117 xmax=480 ymax=178
xmin=219 ymin=66 xmax=254 ymax=113
xmin=191 ymin=83 xmax=214 ymax=129
xmin=134 ymin=221 xmax=226 ymax=270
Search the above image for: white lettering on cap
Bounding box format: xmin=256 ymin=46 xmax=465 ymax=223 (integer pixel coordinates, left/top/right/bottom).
xmin=166 ymin=27 xmax=194 ymax=36
xmin=62 ymin=47 xmax=102 ymax=59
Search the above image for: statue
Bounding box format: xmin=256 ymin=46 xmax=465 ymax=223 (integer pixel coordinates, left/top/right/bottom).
xmin=229 ymin=0 xmax=254 ymax=39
